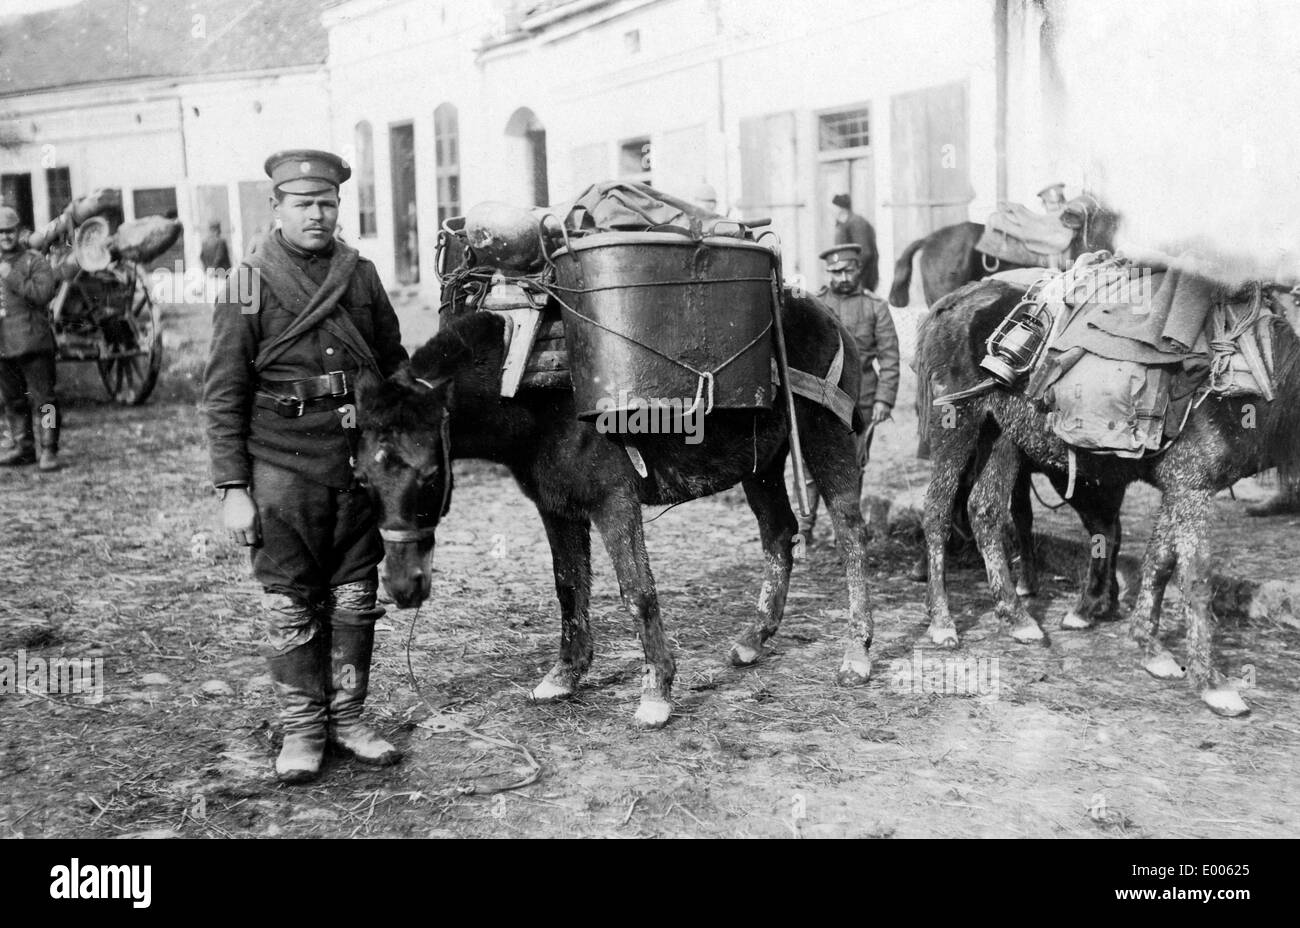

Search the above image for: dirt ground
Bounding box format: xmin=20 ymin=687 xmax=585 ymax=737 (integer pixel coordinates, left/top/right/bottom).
xmin=1 ymin=300 xmax=1298 ymax=839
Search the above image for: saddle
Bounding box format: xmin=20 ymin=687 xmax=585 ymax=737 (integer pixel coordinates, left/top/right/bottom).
xmin=976 ymin=198 xmax=1090 ymax=269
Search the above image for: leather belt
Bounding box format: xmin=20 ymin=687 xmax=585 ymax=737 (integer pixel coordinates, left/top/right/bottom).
xmin=255 ymin=370 xmax=353 ymax=418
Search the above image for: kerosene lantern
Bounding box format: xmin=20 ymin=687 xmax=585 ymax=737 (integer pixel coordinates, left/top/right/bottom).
xmin=978 ymin=294 xmax=1055 ymax=385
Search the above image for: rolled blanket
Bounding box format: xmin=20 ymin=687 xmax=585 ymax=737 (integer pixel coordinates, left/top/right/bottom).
xmin=112 ymin=216 xmax=182 ymax=263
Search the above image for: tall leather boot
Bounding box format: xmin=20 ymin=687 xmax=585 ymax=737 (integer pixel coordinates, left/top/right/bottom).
xmin=0 ymin=411 xmax=34 ymax=466
xmin=328 ymin=582 xmax=401 ymax=766
xmin=38 ymin=417 xmax=60 ymax=472
xmin=266 ymin=634 xmax=329 ymax=783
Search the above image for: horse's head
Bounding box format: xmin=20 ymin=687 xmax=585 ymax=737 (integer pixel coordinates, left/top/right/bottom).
xmin=356 ymin=368 xmax=454 ymax=608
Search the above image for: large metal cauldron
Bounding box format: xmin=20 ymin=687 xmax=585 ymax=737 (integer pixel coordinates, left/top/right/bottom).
xmin=551 ymin=231 xmax=776 ymax=421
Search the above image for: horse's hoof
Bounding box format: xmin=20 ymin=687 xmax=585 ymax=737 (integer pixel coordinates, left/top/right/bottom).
xmin=835 ymin=658 xmax=872 ymax=687
xmin=530 ymin=676 xmax=575 ymax=702
xmin=928 ymin=626 xmax=959 ymax=649
xmin=727 ymin=641 xmax=763 ymax=667
xmin=1143 ymin=651 xmax=1187 ymax=680
xmin=634 ymin=698 xmax=672 ymax=730
xmin=1202 ymin=687 xmax=1250 ymax=718
xmin=1060 ymin=610 xmax=1093 ymax=631
xmin=1010 ymin=622 xmax=1045 ymax=644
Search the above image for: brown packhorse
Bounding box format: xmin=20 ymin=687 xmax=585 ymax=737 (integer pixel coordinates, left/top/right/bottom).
xmin=918 ymin=278 xmax=1300 ymax=718
xmin=355 ymin=298 xmax=875 ymax=729
xmin=888 ymin=205 xmax=1121 ymax=309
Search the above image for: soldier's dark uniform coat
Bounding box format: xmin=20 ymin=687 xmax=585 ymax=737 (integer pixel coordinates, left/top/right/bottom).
xmin=814 ymin=285 xmax=900 ymax=414
xmin=203 ymin=231 xmax=407 ymax=595
xmin=0 ymin=248 xmax=57 ymax=358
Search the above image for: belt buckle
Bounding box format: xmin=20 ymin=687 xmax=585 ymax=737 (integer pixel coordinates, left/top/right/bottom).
xmin=326 ymin=370 xmax=348 ymax=396
xmin=277 ymin=394 xmax=305 ymax=417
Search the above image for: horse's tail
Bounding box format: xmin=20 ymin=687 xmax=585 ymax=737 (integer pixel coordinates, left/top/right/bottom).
xmin=889 ymin=236 xmax=926 ymax=308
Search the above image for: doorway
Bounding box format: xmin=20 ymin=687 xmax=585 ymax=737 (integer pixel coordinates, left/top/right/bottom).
xmin=390 ymin=122 xmax=419 ymax=285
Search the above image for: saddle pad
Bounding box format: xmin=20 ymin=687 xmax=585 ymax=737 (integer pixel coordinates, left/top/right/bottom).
xmin=985 ymin=202 xmax=1075 ymax=255
xmin=975 ymin=226 xmax=1062 ymax=269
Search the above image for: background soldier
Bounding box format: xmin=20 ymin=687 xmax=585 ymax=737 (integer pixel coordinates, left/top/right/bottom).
xmin=831 ymin=193 xmax=880 ymax=293
xmin=200 ymin=219 xmax=232 ymax=275
xmin=204 ymin=150 xmax=408 ymax=783
xmin=798 ymin=243 xmax=900 ymax=545
xmin=0 ymin=205 xmax=60 ymax=471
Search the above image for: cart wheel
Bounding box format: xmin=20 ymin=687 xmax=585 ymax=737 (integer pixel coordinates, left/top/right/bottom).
xmin=97 ymin=271 xmax=163 ymax=405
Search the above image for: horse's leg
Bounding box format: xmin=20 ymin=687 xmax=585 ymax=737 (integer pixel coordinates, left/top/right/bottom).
xmin=530 ymin=512 xmax=594 ymax=701
xmin=1169 ymin=489 xmax=1249 ymax=717
xmin=1009 ymin=465 xmax=1038 ymax=597
xmin=1059 ymin=479 xmax=1126 ymax=630
xmin=591 ymin=492 xmax=675 ymax=729
xmin=800 ymin=414 xmax=874 ymax=685
xmin=967 ymin=436 xmax=1044 ymax=644
xmin=923 ymin=415 xmax=981 ymax=648
xmin=1129 ymin=500 xmax=1184 ymax=680
xmin=728 ymin=455 xmax=797 ymax=667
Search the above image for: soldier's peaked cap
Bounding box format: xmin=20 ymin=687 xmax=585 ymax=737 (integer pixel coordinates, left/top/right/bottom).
xmin=1037 ymin=181 xmax=1066 ymax=198
xmin=819 ymin=243 xmax=862 ymax=270
xmin=265 ymin=149 xmax=351 ymax=195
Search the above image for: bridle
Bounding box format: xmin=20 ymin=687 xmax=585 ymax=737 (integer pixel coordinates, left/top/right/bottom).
xmin=376 ymin=383 xmax=453 ymax=545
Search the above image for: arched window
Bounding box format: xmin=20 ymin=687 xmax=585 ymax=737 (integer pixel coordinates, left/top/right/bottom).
xmin=354 ymin=120 xmax=377 ymax=237
xmin=434 ymin=103 xmax=461 ymax=226
xmin=505 ymin=107 xmax=549 ymax=207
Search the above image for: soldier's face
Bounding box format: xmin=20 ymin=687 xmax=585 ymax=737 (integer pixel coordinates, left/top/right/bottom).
xmin=273 ymin=191 xmax=340 ymax=251
xmin=829 ymin=265 xmax=859 ymax=293
xmin=0 ymin=225 xmax=19 ymax=254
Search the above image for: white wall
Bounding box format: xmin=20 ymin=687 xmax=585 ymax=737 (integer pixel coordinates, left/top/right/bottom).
xmin=325 ymin=0 xmax=1001 ymax=304
xmin=0 ymin=68 xmax=330 ymax=267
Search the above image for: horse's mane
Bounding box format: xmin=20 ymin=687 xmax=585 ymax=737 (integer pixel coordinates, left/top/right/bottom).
xmin=360 ymin=311 xmax=506 ymax=432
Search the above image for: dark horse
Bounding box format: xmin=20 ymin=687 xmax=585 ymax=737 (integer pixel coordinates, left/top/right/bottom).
xmin=887 ymin=205 xmax=1121 ymax=309
xmin=355 ymin=299 xmax=874 ymax=729
xmin=919 ymin=279 xmax=1300 ymax=717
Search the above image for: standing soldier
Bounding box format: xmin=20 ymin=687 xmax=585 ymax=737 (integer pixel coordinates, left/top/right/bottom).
xmin=200 ymin=219 xmax=233 ymax=275
xmin=204 ymin=150 xmax=408 ymax=783
xmin=798 ymin=244 xmax=899 ymax=545
xmin=0 ymin=206 xmax=60 ymax=471
xmin=831 ymin=193 xmax=880 ymax=293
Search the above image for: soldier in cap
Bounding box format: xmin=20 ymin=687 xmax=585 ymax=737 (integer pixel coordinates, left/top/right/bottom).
xmin=798 ymin=243 xmax=900 ymax=546
xmin=204 ymin=149 xmax=408 ymax=783
xmin=1038 ymin=182 xmax=1067 ymax=213
xmin=0 ymin=205 xmax=60 ymax=470
xmin=831 ymin=193 xmax=880 ymax=293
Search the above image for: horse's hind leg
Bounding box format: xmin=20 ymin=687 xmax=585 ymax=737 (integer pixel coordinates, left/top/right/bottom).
xmin=1169 ymin=489 xmax=1249 ymax=717
xmin=728 ymin=455 xmax=798 ymax=667
xmin=1130 ymin=500 xmax=1183 ymax=680
xmin=531 ymin=512 xmax=594 ymax=702
xmin=800 ymin=411 xmax=873 ymax=685
xmin=968 ymin=436 xmax=1044 ymax=644
xmin=591 ymin=492 xmax=675 ymax=729
xmin=1059 ymin=479 xmax=1126 ymax=630
xmin=923 ymin=413 xmax=982 ymax=648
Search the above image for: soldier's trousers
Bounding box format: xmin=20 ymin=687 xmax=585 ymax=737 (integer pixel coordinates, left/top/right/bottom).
xmin=249 ymin=458 xmax=385 ymax=652
xmin=0 ymin=351 xmax=58 ymax=442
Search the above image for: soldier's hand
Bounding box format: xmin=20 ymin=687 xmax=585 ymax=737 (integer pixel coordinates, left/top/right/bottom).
xmin=222 ymin=487 xmax=260 ymax=546
xmin=872 ymin=402 xmax=892 ymax=424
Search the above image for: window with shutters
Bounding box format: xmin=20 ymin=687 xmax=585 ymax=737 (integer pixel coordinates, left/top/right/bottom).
xmin=619 ymin=136 xmax=651 ymax=186
xmin=45 ymin=166 xmax=72 ymax=221
xmin=819 ymin=107 xmax=870 ymax=152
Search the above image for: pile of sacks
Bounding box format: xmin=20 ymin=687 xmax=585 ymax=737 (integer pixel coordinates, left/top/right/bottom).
xmin=21 ymin=188 xmax=182 ymax=279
